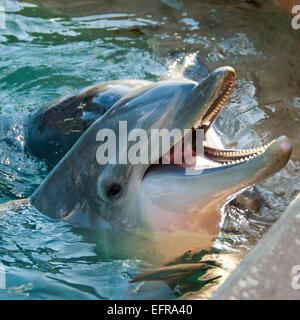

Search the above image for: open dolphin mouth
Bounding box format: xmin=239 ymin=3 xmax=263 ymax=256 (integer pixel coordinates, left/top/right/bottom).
xmin=139 ymin=67 xmax=292 ymax=235
xmin=192 ymin=67 xmax=269 ymax=170
xmin=151 ymin=67 xmax=289 ymax=173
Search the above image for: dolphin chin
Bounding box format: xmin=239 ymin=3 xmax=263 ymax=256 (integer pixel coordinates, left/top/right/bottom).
xmin=30 ymin=66 xmax=292 ymax=265
xmin=139 ymin=136 xmax=292 ymax=236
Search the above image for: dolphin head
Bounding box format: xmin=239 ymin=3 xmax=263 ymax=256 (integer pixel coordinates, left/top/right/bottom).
xmin=31 ymin=67 xmax=292 ymax=264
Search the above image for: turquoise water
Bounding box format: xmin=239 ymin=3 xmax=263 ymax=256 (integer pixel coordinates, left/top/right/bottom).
xmin=0 ymin=0 xmax=299 ymax=299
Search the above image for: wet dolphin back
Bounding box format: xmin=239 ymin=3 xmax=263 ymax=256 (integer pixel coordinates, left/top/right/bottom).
xmin=25 ymin=80 xmax=151 ymax=167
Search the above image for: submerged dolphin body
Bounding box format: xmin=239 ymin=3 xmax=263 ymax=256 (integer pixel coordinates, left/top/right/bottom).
xmin=30 ymin=67 xmax=292 ymax=264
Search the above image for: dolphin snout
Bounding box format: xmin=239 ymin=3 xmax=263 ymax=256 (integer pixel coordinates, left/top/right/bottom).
xmin=275 ymin=136 xmax=293 ymax=158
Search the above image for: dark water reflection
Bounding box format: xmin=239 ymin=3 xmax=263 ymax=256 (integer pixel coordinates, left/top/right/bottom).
xmin=0 ymin=0 xmax=298 ymax=299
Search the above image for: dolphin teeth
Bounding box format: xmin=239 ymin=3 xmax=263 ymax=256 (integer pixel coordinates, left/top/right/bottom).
xmin=206 ymin=137 xmax=276 ymax=166
xmin=198 ymin=74 xmax=235 ymax=129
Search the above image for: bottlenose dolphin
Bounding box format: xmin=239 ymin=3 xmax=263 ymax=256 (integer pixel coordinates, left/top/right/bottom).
xmin=29 ymin=66 xmax=292 ymax=264
xmin=25 ymin=68 xmax=263 ymax=212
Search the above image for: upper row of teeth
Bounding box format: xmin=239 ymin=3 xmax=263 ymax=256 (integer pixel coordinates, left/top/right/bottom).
xmin=200 ymin=81 xmax=235 ymax=124
xmin=220 ymin=140 xmax=275 ymax=166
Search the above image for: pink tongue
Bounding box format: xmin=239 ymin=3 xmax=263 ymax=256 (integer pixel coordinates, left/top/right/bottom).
xmin=161 ymin=142 xmax=221 ymax=169
xmin=194 ymin=156 xmax=221 ymax=169
xmin=161 ymin=142 xmax=195 ymax=168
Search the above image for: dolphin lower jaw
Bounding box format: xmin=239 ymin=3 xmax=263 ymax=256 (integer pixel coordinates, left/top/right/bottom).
xmin=139 ymin=136 xmax=292 ymax=235
xmin=138 ymin=67 xmax=292 ymax=234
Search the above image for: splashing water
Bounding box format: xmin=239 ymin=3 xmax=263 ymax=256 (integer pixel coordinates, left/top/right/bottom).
xmin=0 ymin=0 xmax=299 ymax=299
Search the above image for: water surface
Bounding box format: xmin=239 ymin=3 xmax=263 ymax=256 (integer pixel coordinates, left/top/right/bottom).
xmin=0 ymin=0 xmax=299 ymax=299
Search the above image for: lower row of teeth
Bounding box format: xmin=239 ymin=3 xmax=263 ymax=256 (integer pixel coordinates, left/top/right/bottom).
xmin=216 ymin=140 xmax=276 ymax=166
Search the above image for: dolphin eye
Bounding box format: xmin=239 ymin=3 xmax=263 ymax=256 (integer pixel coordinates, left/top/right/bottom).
xmin=107 ymin=184 xmax=122 ymax=198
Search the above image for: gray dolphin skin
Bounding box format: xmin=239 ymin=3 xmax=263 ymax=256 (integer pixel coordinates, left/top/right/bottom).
xmin=25 ymin=80 xmax=151 ymax=166
xmin=24 ymin=60 xmax=210 ymax=167
xmin=30 ymin=67 xmax=292 ymax=264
